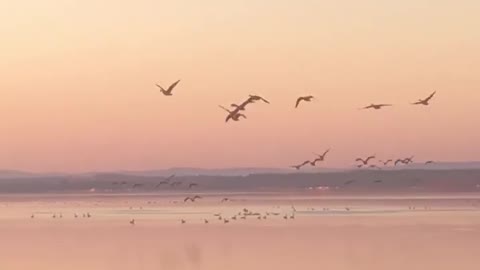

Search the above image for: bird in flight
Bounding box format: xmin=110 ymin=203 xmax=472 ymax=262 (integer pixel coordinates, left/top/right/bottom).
xmin=425 ymin=160 xmax=434 ymax=165
xmin=412 ymin=91 xmax=436 ymax=106
xmin=129 ymin=219 xmax=135 ymax=225
xmin=156 ymin=80 xmax=180 ymax=96
xmin=311 ymin=149 xmax=330 ymax=165
xmin=291 ymin=160 xmax=311 ymax=170
xmin=188 ymin=183 xmax=198 ymax=189
xmin=380 ymin=159 xmax=393 ymax=166
xmin=356 ymin=155 xmax=376 ymax=165
xmin=295 ymin=96 xmax=314 ymax=108
xmin=404 ymin=156 xmax=415 ymax=164
xmin=219 ymin=105 xmax=247 ymax=122
xmin=361 ymin=104 xmax=392 ymax=110
xmin=221 ymin=198 xmax=230 ymax=203
xmin=394 ymin=159 xmax=407 ymax=166
xmin=225 ymin=95 xmax=268 ymax=122
xmin=248 ymin=94 xmax=270 ymax=104
xmin=184 ymin=195 xmax=202 ymax=202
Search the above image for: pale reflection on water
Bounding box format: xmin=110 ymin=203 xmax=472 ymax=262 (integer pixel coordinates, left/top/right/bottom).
xmin=0 ymin=193 xmax=479 ymax=270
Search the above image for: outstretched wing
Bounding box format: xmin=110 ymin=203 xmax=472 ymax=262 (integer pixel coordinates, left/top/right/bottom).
xmin=219 ymin=105 xmax=230 ymax=113
xmin=260 ymin=96 xmax=270 ymax=104
xmin=155 ymin=84 xmax=165 ymax=91
xmin=167 ymin=80 xmax=181 ymax=93
xmin=295 ymin=97 xmax=303 ymax=108
xmin=424 ymin=91 xmax=436 ymax=102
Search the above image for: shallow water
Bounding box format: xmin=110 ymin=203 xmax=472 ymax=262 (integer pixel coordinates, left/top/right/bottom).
xmin=1 ymin=193 xmax=479 ymax=270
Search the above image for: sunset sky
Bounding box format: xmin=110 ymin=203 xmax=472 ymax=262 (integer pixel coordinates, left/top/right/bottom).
xmin=1 ymin=1 xmax=479 ymax=172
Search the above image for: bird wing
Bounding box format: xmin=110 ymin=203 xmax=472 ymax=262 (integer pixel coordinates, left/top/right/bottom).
xmin=295 ymin=97 xmax=303 ymax=108
xmin=355 ymin=158 xmax=365 ymax=163
xmin=379 ymin=104 xmax=392 ymax=107
xmin=424 ymin=91 xmax=436 ymax=102
xmin=300 ymin=160 xmax=311 ymax=166
xmin=411 ymin=100 xmax=423 ymax=105
xmin=260 ymin=97 xmax=270 ymax=104
xmin=219 ymin=105 xmax=231 ymax=113
xmin=167 ymin=80 xmax=181 ymax=93
xmin=155 ymin=84 xmax=165 ymax=91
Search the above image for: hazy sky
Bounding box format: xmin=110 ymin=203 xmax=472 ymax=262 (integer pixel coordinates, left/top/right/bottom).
xmin=1 ymin=1 xmax=479 ymax=172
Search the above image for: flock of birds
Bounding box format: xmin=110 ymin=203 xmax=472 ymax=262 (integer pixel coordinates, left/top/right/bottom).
xmin=156 ymin=79 xmax=438 ymax=169
xmin=156 ymin=79 xmax=436 ymax=122
xmin=26 ymin=84 xmax=442 ymax=225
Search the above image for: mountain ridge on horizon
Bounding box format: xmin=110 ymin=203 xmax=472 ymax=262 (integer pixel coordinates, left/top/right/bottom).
xmin=2 ymin=161 xmax=480 ymax=179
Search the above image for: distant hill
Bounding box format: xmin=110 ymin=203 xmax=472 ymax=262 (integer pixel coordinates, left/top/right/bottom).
xmin=1 ymin=167 xmax=480 ymax=194
xmin=2 ymin=161 xmax=480 ymax=179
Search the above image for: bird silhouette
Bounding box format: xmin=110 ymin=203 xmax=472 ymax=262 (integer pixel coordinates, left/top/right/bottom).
xmin=181 ymin=219 xmax=186 ymax=224
xmin=311 ymin=149 xmax=330 ymax=165
xmin=132 ymin=183 xmax=143 ymax=189
xmin=394 ymin=158 xmax=407 ymax=166
xmin=380 ymin=159 xmax=393 ymax=166
xmin=130 ymin=219 xmax=135 ymax=225
xmin=404 ymin=156 xmax=415 ymax=164
xmin=156 ymin=174 xmax=175 ymax=187
xmin=184 ymin=195 xmax=202 ymax=202
xmin=221 ymin=198 xmax=230 ymax=203
xmin=295 ymin=96 xmax=314 ymax=108
xmin=204 ymin=219 xmax=209 ymax=224
xmin=356 ymin=155 xmax=376 ymax=165
xmin=219 ymin=105 xmax=247 ymax=122
xmin=225 ymin=96 xmax=260 ymax=122
xmin=425 ymin=160 xmax=434 ymax=165
xmin=291 ymin=160 xmax=311 ymax=170
xmin=156 ymin=80 xmax=180 ymax=96
xmin=412 ymin=91 xmax=436 ymax=106
xmin=188 ymin=183 xmax=198 ymax=189
xmin=248 ymin=94 xmax=270 ymax=104
xmin=361 ymin=104 xmax=392 ymax=110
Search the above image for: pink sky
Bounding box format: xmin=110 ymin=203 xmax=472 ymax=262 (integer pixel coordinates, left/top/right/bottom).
xmin=1 ymin=1 xmax=479 ymax=172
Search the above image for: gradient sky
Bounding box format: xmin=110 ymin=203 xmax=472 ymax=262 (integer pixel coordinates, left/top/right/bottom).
xmin=1 ymin=1 xmax=479 ymax=172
